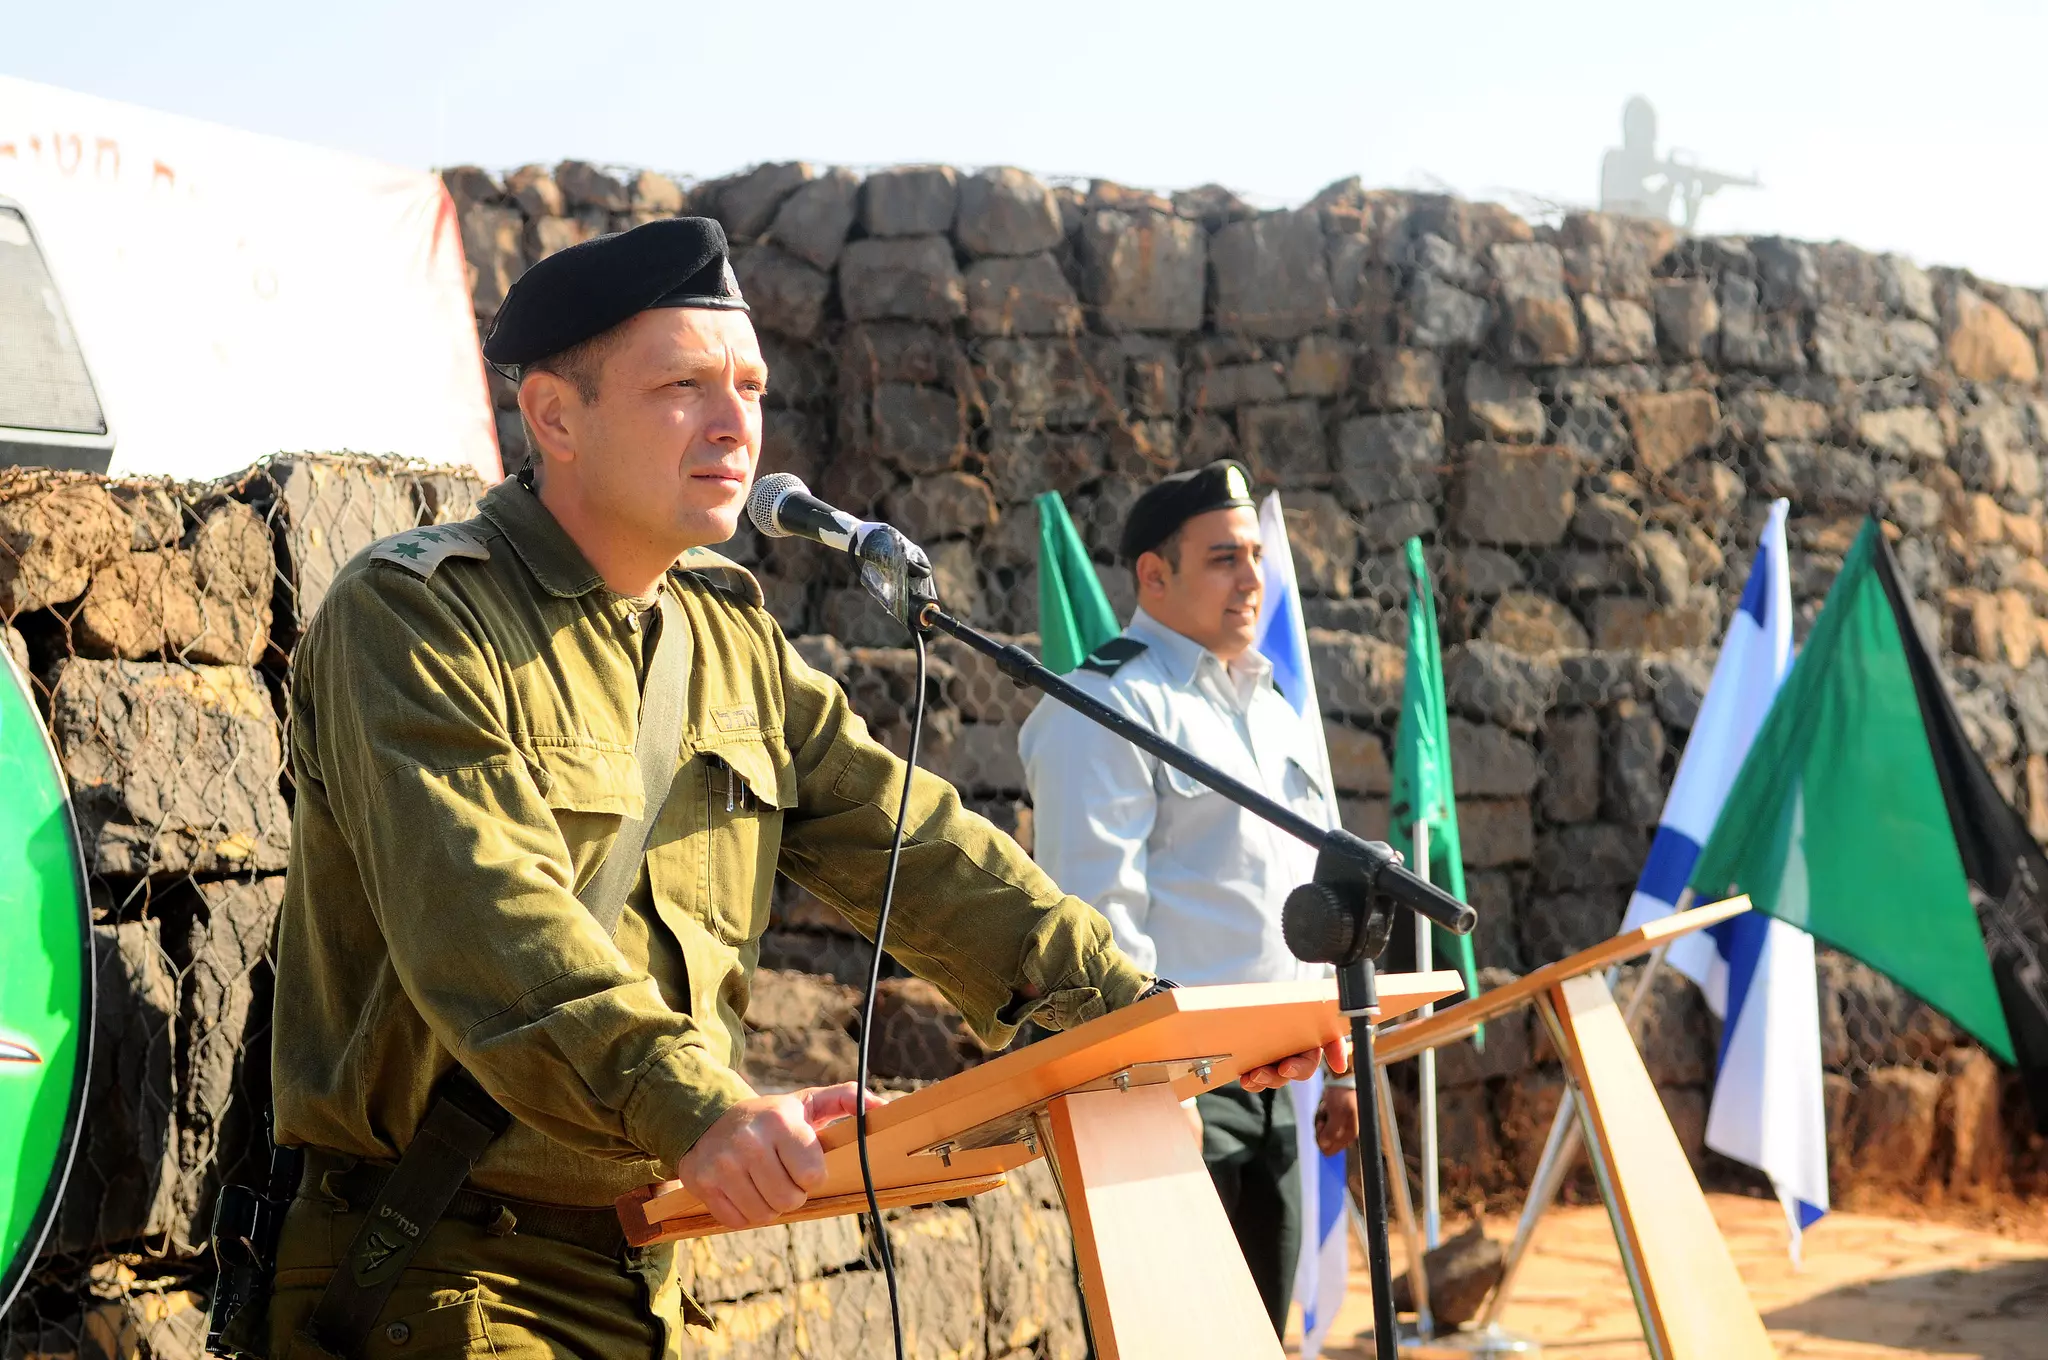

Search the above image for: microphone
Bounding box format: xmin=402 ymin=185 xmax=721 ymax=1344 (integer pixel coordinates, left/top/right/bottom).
xmin=748 ymin=472 xmax=933 ymax=622
xmin=748 ymin=472 xmax=879 ymax=555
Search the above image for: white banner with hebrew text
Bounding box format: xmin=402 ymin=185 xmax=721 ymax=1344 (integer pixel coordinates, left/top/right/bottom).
xmin=0 ymin=76 xmax=498 ymax=482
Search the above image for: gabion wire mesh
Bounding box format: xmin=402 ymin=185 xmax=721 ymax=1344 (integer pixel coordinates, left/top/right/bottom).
xmin=0 ymin=456 xmax=444 ymax=1342
xmin=10 ymin=157 xmax=2048 ymax=1356
xmin=0 ymin=457 xmax=489 ymax=1357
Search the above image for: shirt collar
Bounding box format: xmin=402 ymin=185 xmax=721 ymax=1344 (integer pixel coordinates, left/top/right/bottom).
xmin=1125 ymin=609 xmax=1274 ymax=691
xmin=477 ymin=477 xmax=609 ymax=598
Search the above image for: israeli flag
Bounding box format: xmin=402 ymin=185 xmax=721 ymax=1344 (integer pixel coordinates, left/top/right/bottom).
xmin=1253 ymin=494 xmax=1349 ymax=1354
xmin=1253 ymin=492 xmax=1334 ymax=787
xmin=1618 ymin=498 xmax=1829 ymax=1255
xmin=1289 ymin=1070 xmax=1352 ymax=1356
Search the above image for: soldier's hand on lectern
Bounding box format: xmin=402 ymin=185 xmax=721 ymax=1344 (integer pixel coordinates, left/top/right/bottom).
xmin=1239 ymin=1035 xmax=1349 ymax=1093
xmin=676 ymin=1082 xmax=870 ymax=1229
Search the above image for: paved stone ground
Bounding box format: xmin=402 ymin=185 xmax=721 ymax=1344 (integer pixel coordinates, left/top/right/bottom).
xmin=1290 ymin=1194 xmax=2048 ymax=1359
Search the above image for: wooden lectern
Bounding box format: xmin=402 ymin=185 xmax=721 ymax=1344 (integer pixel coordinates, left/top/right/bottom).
xmin=1376 ymin=898 xmax=1777 ymax=1360
xmin=620 ymin=972 xmax=1466 ymax=1360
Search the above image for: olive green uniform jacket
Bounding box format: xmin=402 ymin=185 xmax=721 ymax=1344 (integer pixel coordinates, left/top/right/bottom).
xmin=271 ymin=476 xmax=1149 ymax=1211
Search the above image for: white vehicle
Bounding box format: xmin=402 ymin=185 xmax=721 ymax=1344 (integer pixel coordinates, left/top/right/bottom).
xmin=0 ymin=76 xmax=498 ymax=483
xmin=0 ymin=196 xmax=114 ymax=471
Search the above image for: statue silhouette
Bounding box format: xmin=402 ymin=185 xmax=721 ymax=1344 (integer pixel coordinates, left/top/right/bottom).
xmin=1599 ymin=96 xmax=1757 ymax=229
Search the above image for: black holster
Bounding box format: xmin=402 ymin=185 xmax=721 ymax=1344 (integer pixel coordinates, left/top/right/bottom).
xmin=206 ymin=1135 xmax=304 ymax=1359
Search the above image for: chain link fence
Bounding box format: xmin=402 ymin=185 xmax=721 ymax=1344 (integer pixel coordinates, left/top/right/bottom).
xmin=9 ymin=157 xmax=2048 ymax=1357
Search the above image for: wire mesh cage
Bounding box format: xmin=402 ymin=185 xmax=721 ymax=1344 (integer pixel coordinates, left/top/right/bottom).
xmin=0 ymin=455 xmax=490 ymax=1356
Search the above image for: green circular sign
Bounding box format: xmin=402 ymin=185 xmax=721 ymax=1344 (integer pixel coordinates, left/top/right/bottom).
xmin=0 ymin=648 xmax=90 ymax=1313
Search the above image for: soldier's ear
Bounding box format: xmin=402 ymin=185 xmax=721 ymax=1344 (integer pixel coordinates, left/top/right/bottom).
xmin=518 ymin=371 xmax=580 ymax=469
xmin=1135 ymin=549 xmax=1170 ymax=597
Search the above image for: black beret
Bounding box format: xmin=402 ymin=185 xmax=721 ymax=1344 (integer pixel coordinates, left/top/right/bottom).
xmin=481 ymin=216 xmax=749 ymax=369
xmin=1119 ymin=459 xmax=1256 ymax=562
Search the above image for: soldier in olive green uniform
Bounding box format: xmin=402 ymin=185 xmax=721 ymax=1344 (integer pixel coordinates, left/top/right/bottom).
xmin=263 ymin=217 xmax=1329 ymax=1360
xmin=262 ymin=218 xmax=1092 ymax=1360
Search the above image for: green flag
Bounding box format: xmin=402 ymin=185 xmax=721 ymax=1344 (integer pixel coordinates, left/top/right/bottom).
xmin=1690 ymin=518 xmax=2048 ymax=1125
xmin=1389 ymin=537 xmax=1480 ymax=1010
xmin=1035 ymin=491 xmax=1118 ymax=675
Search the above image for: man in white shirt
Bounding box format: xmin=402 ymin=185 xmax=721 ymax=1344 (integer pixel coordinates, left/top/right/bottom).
xmin=1019 ymin=460 xmax=1358 ymax=1336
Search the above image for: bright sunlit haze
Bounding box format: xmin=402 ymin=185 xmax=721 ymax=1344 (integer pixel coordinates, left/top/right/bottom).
xmin=11 ymin=0 xmax=2048 ymax=285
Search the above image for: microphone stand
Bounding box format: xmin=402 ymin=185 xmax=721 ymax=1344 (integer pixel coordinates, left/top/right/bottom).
xmin=903 ymin=593 xmax=1471 ymax=1360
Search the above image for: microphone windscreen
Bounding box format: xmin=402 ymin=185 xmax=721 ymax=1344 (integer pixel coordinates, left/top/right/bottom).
xmin=747 ymin=472 xmax=804 ymax=537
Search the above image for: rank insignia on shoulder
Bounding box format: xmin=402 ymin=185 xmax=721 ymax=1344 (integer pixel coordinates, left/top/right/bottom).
xmin=370 ymin=521 xmax=492 ymax=578
xmin=1079 ymin=637 xmax=1149 ymax=676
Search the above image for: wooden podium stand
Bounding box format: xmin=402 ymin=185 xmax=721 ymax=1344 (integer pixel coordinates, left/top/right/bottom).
xmin=619 ymin=972 xmax=1466 ymax=1360
xmin=1376 ymin=898 xmax=1777 ymax=1360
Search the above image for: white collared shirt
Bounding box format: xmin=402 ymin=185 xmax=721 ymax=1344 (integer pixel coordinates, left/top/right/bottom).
xmin=1018 ymin=609 xmax=1334 ymax=986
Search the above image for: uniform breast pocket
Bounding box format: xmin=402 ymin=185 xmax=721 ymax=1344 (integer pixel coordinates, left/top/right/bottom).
xmin=1159 ymin=763 xmax=1214 ymax=802
xmin=1283 ymin=755 xmax=1329 ymax=819
xmin=525 ymin=740 xmax=644 ymax=889
xmin=700 ymin=735 xmax=795 ymax=945
xmin=1158 ymin=735 xmax=1263 ymax=805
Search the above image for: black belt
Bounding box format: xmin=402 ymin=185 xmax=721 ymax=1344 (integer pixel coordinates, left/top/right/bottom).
xmin=299 ymin=1150 xmax=628 ymax=1259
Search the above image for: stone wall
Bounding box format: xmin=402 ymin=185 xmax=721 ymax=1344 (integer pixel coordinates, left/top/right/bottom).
xmin=9 ymin=153 xmax=2048 ymax=1357
xmin=452 ymin=155 xmax=2048 ymax=1209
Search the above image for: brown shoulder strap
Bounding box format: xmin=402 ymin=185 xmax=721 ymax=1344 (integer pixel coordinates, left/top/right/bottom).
xmin=578 ymin=591 xmax=690 ymax=934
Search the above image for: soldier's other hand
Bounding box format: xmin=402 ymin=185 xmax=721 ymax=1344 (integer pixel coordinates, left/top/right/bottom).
xmin=1315 ymin=1084 xmax=1359 ymax=1155
xmin=1239 ymin=1036 xmax=1348 ymax=1092
xmin=678 ymin=1082 xmax=873 ymax=1229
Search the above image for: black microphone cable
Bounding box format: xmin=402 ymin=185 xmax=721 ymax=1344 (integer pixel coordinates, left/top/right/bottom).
xmin=853 ymin=627 xmax=926 ymax=1360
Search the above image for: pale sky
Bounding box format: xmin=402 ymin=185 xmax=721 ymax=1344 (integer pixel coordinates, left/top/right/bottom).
xmin=16 ymin=0 xmax=2048 ymax=285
